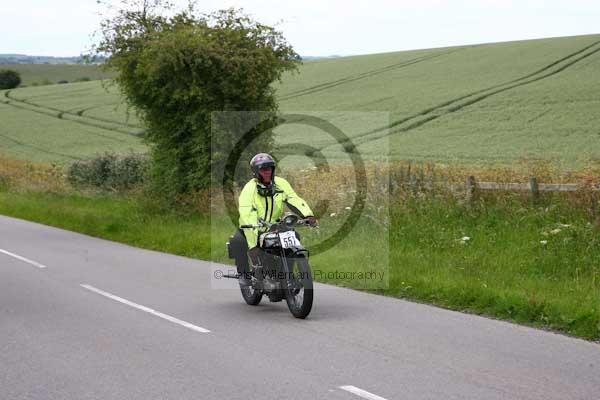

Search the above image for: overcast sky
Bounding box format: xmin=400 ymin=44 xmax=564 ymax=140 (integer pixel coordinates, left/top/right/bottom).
xmin=1 ymin=0 xmax=599 ymax=57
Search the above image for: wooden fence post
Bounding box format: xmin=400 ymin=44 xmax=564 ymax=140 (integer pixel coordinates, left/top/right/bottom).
xmin=466 ymin=175 xmax=476 ymax=205
xmin=530 ymin=176 xmax=540 ymax=203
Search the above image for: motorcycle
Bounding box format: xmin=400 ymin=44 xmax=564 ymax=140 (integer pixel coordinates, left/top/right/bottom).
xmin=226 ymin=213 xmax=314 ymax=319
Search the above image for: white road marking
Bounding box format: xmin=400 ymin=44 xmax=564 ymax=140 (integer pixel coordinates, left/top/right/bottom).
xmin=0 ymin=248 xmax=47 ymax=269
xmin=340 ymin=385 xmax=389 ymax=400
xmin=80 ymin=284 xmax=211 ymax=333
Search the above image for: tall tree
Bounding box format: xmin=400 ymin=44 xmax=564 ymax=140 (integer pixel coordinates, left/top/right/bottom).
xmin=95 ymin=1 xmax=300 ymax=197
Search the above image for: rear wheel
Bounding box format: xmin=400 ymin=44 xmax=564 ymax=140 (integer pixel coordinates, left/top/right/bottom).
xmin=240 ymin=265 xmax=262 ymax=306
xmin=284 ymin=255 xmax=313 ymax=319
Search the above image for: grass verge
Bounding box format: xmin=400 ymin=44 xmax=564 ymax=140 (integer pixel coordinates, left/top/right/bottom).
xmin=0 ymin=185 xmax=598 ymax=340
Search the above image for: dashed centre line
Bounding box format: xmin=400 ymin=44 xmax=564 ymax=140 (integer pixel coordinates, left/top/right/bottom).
xmin=80 ymin=284 xmax=211 ymax=334
xmin=0 ymin=248 xmax=48 ymax=269
xmin=340 ymin=385 xmax=389 ymax=400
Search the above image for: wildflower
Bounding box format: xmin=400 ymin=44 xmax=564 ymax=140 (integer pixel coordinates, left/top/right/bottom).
xmin=558 ymin=223 xmax=571 ymax=228
xmin=330 ymin=213 xmax=336 ymax=217
xmin=550 ymin=228 xmax=561 ymax=235
xmin=345 ymin=206 xmax=351 ymax=210
xmin=456 ymin=236 xmax=470 ymax=245
xmin=540 ymin=240 xmax=548 ymax=245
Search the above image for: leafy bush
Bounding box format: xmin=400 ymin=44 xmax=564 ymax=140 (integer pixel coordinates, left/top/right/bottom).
xmin=0 ymin=69 xmax=21 ymax=89
xmin=95 ymin=2 xmax=300 ymax=198
xmin=74 ymin=77 xmax=92 ymax=82
xmin=57 ymin=80 xmax=69 ymax=84
xmin=67 ymin=153 xmax=149 ymax=191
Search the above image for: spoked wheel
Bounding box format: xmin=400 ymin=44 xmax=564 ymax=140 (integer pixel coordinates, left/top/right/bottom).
xmin=240 ymin=265 xmax=262 ymax=306
xmin=284 ymin=255 xmax=313 ymax=319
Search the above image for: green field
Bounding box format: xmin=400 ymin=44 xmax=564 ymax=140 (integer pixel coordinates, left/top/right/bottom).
xmin=0 ymin=101 xmax=145 ymax=163
xmin=1 ymin=63 xmax=114 ymax=86
xmin=1 ymin=34 xmax=600 ymax=166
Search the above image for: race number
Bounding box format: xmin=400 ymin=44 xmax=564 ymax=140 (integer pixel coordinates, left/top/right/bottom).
xmin=279 ymin=231 xmax=300 ymax=248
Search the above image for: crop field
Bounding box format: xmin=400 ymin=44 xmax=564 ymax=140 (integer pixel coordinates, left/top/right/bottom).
xmin=1 ymin=34 xmax=599 ymax=167
xmin=1 ymin=63 xmax=114 ymax=86
xmin=0 ymin=99 xmax=144 ymax=164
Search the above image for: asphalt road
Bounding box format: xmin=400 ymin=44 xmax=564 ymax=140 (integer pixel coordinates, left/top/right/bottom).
xmin=1 ymin=215 xmax=599 ymax=400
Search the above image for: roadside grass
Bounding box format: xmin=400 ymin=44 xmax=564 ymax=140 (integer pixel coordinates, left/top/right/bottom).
xmin=0 ymin=154 xmax=66 ymax=191
xmin=0 ymin=189 xmax=215 ymax=260
xmin=390 ymin=196 xmax=600 ymax=339
xmin=1 ymin=178 xmax=598 ymax=339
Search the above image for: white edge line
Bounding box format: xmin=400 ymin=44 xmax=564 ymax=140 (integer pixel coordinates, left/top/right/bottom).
xmin=80 ymin=284 xmax=210 ymax=333
xmin=0 ymin=248 xmax=47 ymax=269
xmin=339 ymin=385 xmax=389 ymax=400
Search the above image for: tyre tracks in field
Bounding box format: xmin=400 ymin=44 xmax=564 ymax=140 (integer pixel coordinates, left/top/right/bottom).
xmin=1 ymin=99 xmax=137 ymax=145
xmin=339 ymin=39 xmax=600 ymax=150
xmin=0 ymin=131 xmax=82 ymax=161
xmin=2 ymin=90 xmax=144 ymax=138
xmin=278 ymin=47 xmax=467 ymax=102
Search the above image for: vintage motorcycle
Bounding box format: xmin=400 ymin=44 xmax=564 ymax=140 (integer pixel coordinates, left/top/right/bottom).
xmin=227 ymin=213 xmax=314 ymax=319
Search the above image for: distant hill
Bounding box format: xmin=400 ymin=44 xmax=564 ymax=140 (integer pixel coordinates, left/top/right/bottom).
xmin=0 ymin=54 xmax=82 ymax=64
xmin=0 ymin=54 xmax=107 ymax=65
xmin=1 ymin=53 xmax=326 ymax=64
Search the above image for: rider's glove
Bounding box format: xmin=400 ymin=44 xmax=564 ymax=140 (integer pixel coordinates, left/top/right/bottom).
xmin=248 ymin=246 xmax=262 ymax=266
xmin=306 ymin=216 xmax=318 ymax=227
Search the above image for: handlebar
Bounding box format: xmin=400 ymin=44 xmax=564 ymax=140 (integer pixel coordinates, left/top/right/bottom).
xmin=240 ymin=217 xmax=314 ymax=229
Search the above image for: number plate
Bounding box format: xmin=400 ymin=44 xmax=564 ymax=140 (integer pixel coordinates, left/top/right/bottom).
xmin=278 ymin=231 xmax=300 ymax=248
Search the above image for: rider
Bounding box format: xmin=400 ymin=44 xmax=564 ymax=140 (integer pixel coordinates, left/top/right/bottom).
xmin=229 ymin=153 xmax=317 ymax=286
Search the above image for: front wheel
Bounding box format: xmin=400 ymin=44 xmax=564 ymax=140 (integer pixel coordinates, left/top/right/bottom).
xmin=284 ymin=255 xmax=313 ymax=319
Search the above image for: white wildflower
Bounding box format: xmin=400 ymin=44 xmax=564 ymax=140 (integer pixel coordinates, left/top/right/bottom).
xmin=329 ymin=213 xmax=336 ymax=217
xmin=558 ymin=223 xmax=571 ymax=228
xmin=540 ymin=240 xmax=548 ymax=245
xmin=456 ymin=236 xmax=471 ymax=245
xmin=345 ymin=206 xmax=351 ymax=210
xmin=550 ymin=228 xmax=561 ymax=235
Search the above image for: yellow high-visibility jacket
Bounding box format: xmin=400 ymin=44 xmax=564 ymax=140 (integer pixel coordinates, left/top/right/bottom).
xmin=238 ymin=176 xmax=314 ymax=248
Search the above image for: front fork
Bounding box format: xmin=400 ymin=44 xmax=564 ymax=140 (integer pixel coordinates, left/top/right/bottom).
xmin=278 ymin=248 xmax=308 ymax=291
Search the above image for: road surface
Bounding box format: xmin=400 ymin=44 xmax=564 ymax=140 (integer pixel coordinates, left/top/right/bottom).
xmin=1 ymin=215 xmax=599 ymax=399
